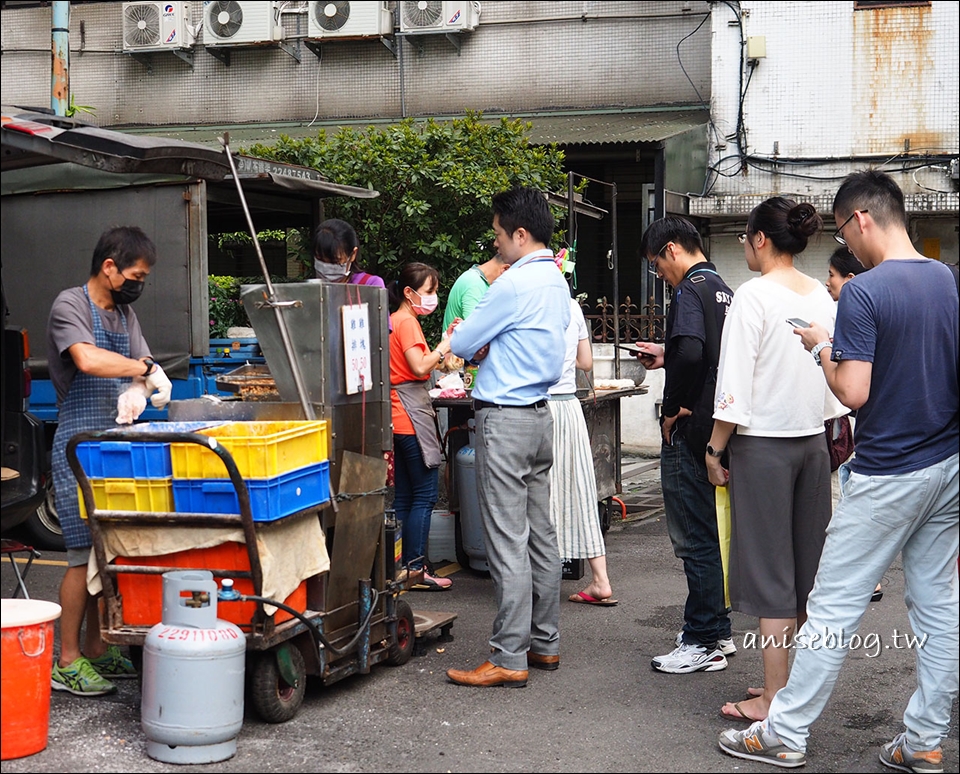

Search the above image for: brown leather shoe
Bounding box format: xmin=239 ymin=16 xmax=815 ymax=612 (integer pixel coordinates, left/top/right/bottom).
xmin=446 ymin=660 xmax=528 ymax=688
xmin=527 ymin=652 xmax=559 ymax=671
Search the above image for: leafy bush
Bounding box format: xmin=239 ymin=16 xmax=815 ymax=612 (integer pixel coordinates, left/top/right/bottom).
xmin=245 ymin=112 xmax=574 ymax=341
xmin=208 ymin=276 xmax=249 ymax=339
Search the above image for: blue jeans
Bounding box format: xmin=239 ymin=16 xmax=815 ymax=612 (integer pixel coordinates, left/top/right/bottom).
xmin=661 ymin=433 xmax=732 ymax=646
xmin=393 ymin=433 xmax=439 ymax=571
xmin=768 ymin=452 xmax=959 ymax=753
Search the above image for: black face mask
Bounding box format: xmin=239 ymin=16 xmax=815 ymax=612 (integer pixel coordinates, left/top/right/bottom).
xmin=110 ymin=277 xmax=145 ymax=305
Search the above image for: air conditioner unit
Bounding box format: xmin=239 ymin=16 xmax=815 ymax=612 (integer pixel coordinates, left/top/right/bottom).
xmin=203 ymin=0 xmax=280 ymax=46
xmin=308 ymin=1 xmax=393 ymax=39
xmin=399 ymin=1 xmax=480 ymax=34
xmin=122 ymin=1 xmax=194 ymax=51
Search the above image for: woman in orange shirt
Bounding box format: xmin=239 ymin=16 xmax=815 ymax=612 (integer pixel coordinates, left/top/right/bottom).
xmin=389 ymin=263 xmax=455 ymax=591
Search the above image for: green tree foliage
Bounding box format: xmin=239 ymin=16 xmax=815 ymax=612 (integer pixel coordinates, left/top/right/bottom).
xmin=245 ymin=112 xmax=573 ymax=339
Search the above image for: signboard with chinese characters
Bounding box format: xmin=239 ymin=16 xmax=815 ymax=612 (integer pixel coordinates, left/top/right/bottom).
xmin=342 ymin=303 xmax=373 ymax=394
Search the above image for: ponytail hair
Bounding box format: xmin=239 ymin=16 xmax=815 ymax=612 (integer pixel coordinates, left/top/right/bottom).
xmin=387 ymin=262 xmax=440 ymax=312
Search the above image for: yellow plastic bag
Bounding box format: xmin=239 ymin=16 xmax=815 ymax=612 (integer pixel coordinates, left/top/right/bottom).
xmin=715 ymin=485 xmax=732 ymax=608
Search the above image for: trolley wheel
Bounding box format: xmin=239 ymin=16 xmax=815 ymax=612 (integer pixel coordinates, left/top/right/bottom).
xmin=129 ymin=645 xmax=144 ymax=693
xmin=250 ymin=644 xmax=306 ymax=724
xmin=385 ymin=597 xmax=415 ymax=666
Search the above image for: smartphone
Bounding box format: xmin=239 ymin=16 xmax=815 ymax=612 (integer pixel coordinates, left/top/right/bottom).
xmin=617 ymin=343 xmax=642 ymax=353
xmin=786 ymin=318 xmax=809 ymax=328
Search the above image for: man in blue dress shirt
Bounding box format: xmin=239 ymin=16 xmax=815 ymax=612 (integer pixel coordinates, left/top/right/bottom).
xmin=446 ymin=187 xmax=571 ymax=687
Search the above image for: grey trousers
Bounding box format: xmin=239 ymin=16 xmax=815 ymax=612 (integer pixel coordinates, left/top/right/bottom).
xmin=474 ymin=404 xmax=561 ymax=671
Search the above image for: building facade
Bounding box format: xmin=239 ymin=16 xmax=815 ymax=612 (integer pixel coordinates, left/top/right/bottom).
xmin=2 ymin=0 xmax=957 ymax=447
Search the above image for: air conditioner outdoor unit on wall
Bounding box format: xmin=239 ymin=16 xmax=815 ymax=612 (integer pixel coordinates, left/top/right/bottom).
xmin=123 ymin=1 xmax=194 ymax=51
xmin=203 ymin=0 xmax=280 ymax=46
xmin=399 ymin=1 xmax=480 ymax=34
xmin=308 ymin=1 xmax=393 ymax=39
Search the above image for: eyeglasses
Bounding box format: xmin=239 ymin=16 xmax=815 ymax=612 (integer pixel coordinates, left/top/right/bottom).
xmin=833 ymin=209 xmax=867 ymax=246
xmin=737 ymin=232 xmax=748 ymax=245
xmin=649 ymin=242 xmax=670 ymax=265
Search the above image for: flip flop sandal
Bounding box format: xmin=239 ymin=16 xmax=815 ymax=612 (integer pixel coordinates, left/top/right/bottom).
xmin=720 ymin=701 xmax=765 ymax=723
xmin=568 ymin=591 xmax=619 ymax=606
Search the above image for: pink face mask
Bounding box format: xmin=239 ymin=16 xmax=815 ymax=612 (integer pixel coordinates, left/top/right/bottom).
xmin=412 ymin=290 xmax=438 ymax=315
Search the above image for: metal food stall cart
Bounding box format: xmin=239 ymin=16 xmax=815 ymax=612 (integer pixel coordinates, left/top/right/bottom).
xmin=79 ymin=136 xmax=453 ymax=723
xmin=436 ymin=381 xmax=646 ymax=574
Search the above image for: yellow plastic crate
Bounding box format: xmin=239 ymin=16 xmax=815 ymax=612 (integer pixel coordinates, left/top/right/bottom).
xmin=78 ymin=478 xmax=174 ymax=519
xmin=169 ymin=420 xmax=329 ymax=480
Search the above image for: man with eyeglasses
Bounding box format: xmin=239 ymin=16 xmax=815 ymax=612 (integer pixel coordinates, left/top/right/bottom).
xmin=634 ymin=216 xmax=736 ymax=674
xmin=719 ymin=170 xmax=959 ymax=771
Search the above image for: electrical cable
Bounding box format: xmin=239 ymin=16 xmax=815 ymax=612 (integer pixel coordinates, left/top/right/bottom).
xmin=235 ymin=590 xmax=381 ymax=658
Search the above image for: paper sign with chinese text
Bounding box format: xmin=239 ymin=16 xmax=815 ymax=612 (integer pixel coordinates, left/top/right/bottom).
xmin=342 ymin=303 xmax=372 ymax=394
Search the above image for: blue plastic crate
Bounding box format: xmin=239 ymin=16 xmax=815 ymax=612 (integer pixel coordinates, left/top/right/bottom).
xmin=76 ymin=422 xmax=224 ymax=479
xmin=171 ymin=461 xmax=330 ymax=523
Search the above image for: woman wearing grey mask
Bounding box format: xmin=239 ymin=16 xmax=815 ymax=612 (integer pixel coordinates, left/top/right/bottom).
xmin=310 ymin=218 xmax=385 ymax=290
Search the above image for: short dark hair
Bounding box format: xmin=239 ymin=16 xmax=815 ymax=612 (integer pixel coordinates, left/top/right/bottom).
xmin=833 ymin=170 xmax=907 ymax=231
xmin=313 ymin=218 xmax=360 ymax=265
xmin=639 ymin=216 xmax=704 ymax=260
xmin=747 ymin=197 xmax=822 ymax=256
xmin=491 ymin=187 xmax=555 ymax=246
xmin=90 ymin=226 xmax=157 ymax=276
xmin=387 ymin=262 xmax=440 ymax=312
xmin=828 ymin=246 xmax=867 ymax=277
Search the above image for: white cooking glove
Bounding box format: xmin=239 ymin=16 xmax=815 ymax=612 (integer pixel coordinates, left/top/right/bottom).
xmin=116 ymin=385 xmax=149 ymax=424
xmin=144 ymin=363 xmax=173 ymax=408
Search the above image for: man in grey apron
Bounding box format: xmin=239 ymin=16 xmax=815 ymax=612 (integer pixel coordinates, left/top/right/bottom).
xmin=47 ymin=226 xmax=171 ymax=696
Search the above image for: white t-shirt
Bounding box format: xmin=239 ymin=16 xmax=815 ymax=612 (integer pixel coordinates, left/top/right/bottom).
xmin=549 ymin=299 xmax=588 ymax=395
xmin=713 ymin=276 xmax=847 ymax=436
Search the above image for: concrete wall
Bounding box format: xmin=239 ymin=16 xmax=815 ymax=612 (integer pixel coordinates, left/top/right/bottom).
xmin=0 ymin=1 xmax=711 ymax=126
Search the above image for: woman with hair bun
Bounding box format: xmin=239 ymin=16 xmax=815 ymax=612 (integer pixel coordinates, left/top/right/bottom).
xmin=705 ymin=197 xmax=849 ymax=723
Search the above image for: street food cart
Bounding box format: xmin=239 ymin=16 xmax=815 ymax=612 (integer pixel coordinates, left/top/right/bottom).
xmin=76 ymin=280 xmax=437 ymax=723
xmin=435 ymin=380 xmax=646 ymax=572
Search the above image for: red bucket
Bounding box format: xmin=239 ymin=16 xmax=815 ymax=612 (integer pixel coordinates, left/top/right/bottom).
xmin=1 ymin=599 xmax=62 ymax=760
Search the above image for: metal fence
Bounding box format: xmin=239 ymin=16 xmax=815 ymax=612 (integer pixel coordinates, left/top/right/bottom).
xmin=582 ymin=296 xmax=665 ymax=344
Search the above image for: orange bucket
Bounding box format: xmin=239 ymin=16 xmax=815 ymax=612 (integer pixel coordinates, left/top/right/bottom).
xmin=1 ymin=599 xmax=62 ymax=760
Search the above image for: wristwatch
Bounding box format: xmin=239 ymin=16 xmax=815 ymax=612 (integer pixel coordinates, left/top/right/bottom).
xmin=142 ymin=357 xmax=157 ymax=376
xmin=706 ymin=444 xmax=725 ymax=458
xmin=435 ymin=350 xmax=445 ymax=362
xmin=810 ymin=341 xmax=831 ymax=366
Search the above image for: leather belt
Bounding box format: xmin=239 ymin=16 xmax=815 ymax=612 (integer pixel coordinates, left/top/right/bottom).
xmin=473 ymin=399 xmax=547 ymax=411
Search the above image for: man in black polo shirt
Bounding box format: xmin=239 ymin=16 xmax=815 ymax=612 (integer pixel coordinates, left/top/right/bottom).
xmin=635 ymin=216 xmax=736 ymax=675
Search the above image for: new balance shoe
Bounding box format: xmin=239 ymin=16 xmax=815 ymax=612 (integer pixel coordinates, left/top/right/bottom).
xmin=676 ymin=630 xmax=737 ymax=656
xmin=652 ymin=641 xmax=728 ymax=674
xmin=52 ymin=656 xmax=116 ymax=697
xmin=880 ymin=733 xmax=944 ymax=773
xmin=88 ymin=645 xmax=137 ymax=679
xmin=718 ymin=721 xmax=806 ymax=768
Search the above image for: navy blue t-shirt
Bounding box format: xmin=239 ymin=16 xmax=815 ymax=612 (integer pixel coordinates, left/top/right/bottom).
xmin=832 ymin=259 xmax=959 ymax=475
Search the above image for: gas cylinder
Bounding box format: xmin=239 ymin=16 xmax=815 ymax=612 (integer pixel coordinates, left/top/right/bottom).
xmin=142 ymin=571 xmax=246 ymax=764
xmin=455 ymin=445 xmax=489 ymax=572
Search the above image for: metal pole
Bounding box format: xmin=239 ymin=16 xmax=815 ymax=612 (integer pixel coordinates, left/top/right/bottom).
xmin=218 ymin=133 xmax=316 ymax=420
xmin=612 ymin=183 xmax=620 ymax=379
xmin=51 ymin=1 xmax=69 ymax=116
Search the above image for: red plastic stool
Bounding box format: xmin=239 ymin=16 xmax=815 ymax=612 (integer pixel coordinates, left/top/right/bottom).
xmin=0 ymin=538 xmax=41 ymax=599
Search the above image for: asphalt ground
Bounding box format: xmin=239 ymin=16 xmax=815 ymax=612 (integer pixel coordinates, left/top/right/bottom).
xmin=1 ymin=457 xmax=957 ymax=773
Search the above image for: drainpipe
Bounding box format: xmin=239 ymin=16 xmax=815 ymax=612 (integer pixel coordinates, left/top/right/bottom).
xmin=51 ymin=1 xmax=70 ymax=116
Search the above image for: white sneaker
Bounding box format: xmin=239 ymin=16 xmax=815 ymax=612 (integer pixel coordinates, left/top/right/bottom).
xmin=652 ymin=642 xmax=728 ymax=674
xmin=676 ymin=630 xmax=737 ymax=656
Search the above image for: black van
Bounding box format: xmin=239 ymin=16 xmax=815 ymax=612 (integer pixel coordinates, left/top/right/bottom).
xmin=1 ymin=280 xmax=47 ymax=536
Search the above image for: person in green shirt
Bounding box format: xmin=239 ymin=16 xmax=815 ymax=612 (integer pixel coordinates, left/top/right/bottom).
xmin=442 ymin=253 xmax=508 ymax=330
